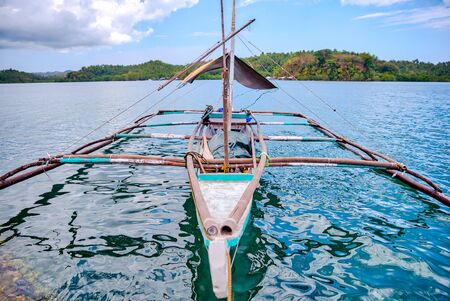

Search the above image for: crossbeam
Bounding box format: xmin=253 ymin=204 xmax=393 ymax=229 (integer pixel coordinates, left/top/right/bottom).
xmin=144 ymin=122 xmax=198 ymax=127
xmin=116 ymin=133 xmax=192 ymax=139
xmin=142 ymin=121 xmax=311 ymax=127
xmin=115 ymin=133 xmax=336 ymax=142
xmin=57 ymin=154 xmax=405 ymax=171
xmin=158 ymin=109 xmax=302 ymax=117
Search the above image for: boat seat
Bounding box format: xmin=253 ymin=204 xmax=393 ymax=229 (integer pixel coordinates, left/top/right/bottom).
xmin=198 ymin=173 xmax=254 ymax=221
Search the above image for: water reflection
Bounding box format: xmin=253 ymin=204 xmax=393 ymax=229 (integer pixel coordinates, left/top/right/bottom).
xmin=1 ymin=155 xmax=449 ymax=300
xmin=0 ymin=183 xmax=68 ymax=246
xmin=0 ymin=81 xmax=449 ymax=300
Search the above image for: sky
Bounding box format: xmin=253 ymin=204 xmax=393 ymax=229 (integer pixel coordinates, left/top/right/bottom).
xmin=0 ymin=0 xmax=449 ymax=72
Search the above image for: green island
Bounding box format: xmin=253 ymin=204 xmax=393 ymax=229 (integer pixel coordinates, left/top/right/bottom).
xmin=1 ymin=49 xmax=449 ymax=83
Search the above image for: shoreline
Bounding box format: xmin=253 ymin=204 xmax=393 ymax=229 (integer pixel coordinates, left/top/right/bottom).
xmin=1 ymin=78 xmax=450 ymax=84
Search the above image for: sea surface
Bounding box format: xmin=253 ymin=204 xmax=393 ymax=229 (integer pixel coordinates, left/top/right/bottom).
xmin=0 ymin=80 xmax=449 ymax=300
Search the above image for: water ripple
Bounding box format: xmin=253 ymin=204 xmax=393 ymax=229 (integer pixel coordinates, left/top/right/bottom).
xmin=0 ymin=81 xmax=449 ymax=300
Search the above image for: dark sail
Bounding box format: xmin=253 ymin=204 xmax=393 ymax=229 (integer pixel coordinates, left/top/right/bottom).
xmin=182 ymin=53 xmax=276 ymax=90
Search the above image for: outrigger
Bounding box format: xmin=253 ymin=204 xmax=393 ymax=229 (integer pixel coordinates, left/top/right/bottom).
xmin=0 ymin=1 xmax=449 ymax=300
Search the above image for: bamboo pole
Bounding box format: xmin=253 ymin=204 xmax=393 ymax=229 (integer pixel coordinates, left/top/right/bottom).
xmin=249 ymin=125 xmax=257 ymax=170
xmin=228 ymin=0 xmax=236 ymax=131
xmin=114 ymin=133 xmax=336 ymax=142
xmin=51 ymin=153 xmax=408 ymax=169
xmin=220 ymin=0 xmax=230 ymax=171
xmin=185 ymin=123 xmax=219 ymax=238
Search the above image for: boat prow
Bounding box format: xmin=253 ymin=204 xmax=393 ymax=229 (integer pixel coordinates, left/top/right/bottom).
xmin=191 ymin=172 xmax=258 ymax=299
xmin=208 ymin=239 xmax=230 ymax=299
xmin=184 ymin=109 xmax=268 ymax=298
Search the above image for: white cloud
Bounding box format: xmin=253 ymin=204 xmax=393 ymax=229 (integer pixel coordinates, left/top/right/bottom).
xmin=354 ymin=2 xmax=450 ymax=29
xmin=0 ymin=0 xmax=198 ymax=49
xmin=341 ymin=0 xmax=408 ymax=6
xmin=354 ymin=11 xmax=402 ymax=19
xmin=239 ymin=0 xmax=262 ymax=7
xmin=239 ymin=0 xmax=278 ymax=7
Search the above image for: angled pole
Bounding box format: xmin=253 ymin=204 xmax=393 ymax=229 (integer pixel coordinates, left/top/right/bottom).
xmin=158 ymin=18 xmax=255 ymax=91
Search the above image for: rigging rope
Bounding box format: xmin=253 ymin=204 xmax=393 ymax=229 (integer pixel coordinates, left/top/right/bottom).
xmin=237 ymin=35 xmax=333 ymax=129
xmin=227 ymin=250 xmax=233 ymax=301
xmin=110 ymin=51 xmax=215 ymax=137
xmin=60 ymin=36 xmax=221 ymax=155
xmin=233 ymin=88 xmax=254 ymax=101
xmin=239 ymin=35 xmax=367 ymax=135
xmin=241 ymin=90 xmax=274 ymax=110
xmin=231 ymin=239 xmax=240 ymax=267
xmin=128 ymin=81 xmax=205 ymax=127
xmin=61 ymin=87 xmax=160 ymax=153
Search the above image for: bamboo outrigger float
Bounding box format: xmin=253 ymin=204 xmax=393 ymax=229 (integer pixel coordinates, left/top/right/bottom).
xmin=1 ymin=1 xmax=449 ymax=300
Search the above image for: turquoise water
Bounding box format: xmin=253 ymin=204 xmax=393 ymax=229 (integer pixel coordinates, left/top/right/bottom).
xmin=0 ymin=80 xmax=449 ymax=300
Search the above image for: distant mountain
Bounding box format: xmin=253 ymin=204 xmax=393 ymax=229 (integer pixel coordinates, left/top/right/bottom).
xmin=1 ymin=50 xmax=449 ymax=83
xmin=33 ymin=71 xmax=70 ymax=78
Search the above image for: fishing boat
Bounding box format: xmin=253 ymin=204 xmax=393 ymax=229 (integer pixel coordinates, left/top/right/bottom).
xmin=1 ymin=1 xmax=449 ymax=300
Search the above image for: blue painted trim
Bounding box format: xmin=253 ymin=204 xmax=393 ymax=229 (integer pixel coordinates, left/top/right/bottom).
xmin=198 ymin=173 xmax=254 ymax=181
xmin=161 ymin=111 xmax=185 ymax=115
xmin=196 ymin=211 xmax=210 ymax=248
xmin=209 ymin=112 xmax=247 ymax=119
xmin=60 ymin=158 xmax=110 ymax=164
xmin=284 ymin=121 xmax=310 ymax=126
xmin=226 ymin=210 xmax=251 ymax=247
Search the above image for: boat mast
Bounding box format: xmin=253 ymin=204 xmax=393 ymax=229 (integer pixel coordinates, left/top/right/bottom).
xmin=220 ymin=0 xmax=230 ymax=170
xmin=227 ymin=0 xmax=236 ymax=130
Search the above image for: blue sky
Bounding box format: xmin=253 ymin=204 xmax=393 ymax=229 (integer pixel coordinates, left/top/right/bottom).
xmin=0 ymin=0 xmax=449 ymax=72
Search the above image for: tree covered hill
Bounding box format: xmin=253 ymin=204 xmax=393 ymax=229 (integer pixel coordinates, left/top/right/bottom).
xmin=246 ymin=50 xmax=450 ymax=82
xmin=65 ymin=60 xmax=182 ymax=82
xmin=1 ymin=50 xmax=449 ymax=83
xmin=0 ymin=69 xmax=44 ymax=83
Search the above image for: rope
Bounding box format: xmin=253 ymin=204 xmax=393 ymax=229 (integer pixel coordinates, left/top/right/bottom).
xmin=221 ymin=164 xmax=230 ymax=173
xmin=231 ymin=240 xmax=240 ymax=267
xmin=259 ymin=151 xmax=270 ymax=167
xmin=201 ymin=105 xmax=214 ymax=121
xmin=233 ymin=89 xmax=254 ymax=101
xmin=227 ymin=250 xmax=233 ymax=301
xmin=184 ymin=151 xmax=208 ymax=172
xmin=241 ymin=90 xmax=274 ymax=110
xmin=118 ymin=57 xmax=212 ymax=132
xmin=61 ymin=87 xmax=159 ymax=153
xmin=61 ymin=39 xmax=216 ymax=155
xmin=164 ymin=81 xmax=206 ymax=111
xmin=237 ymin=35 xmax=333 ymax=129
xmin=240 ymin=35 xmax=368 ymax=136
xmin=135 ymin=88 xmax=180 ymax=121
